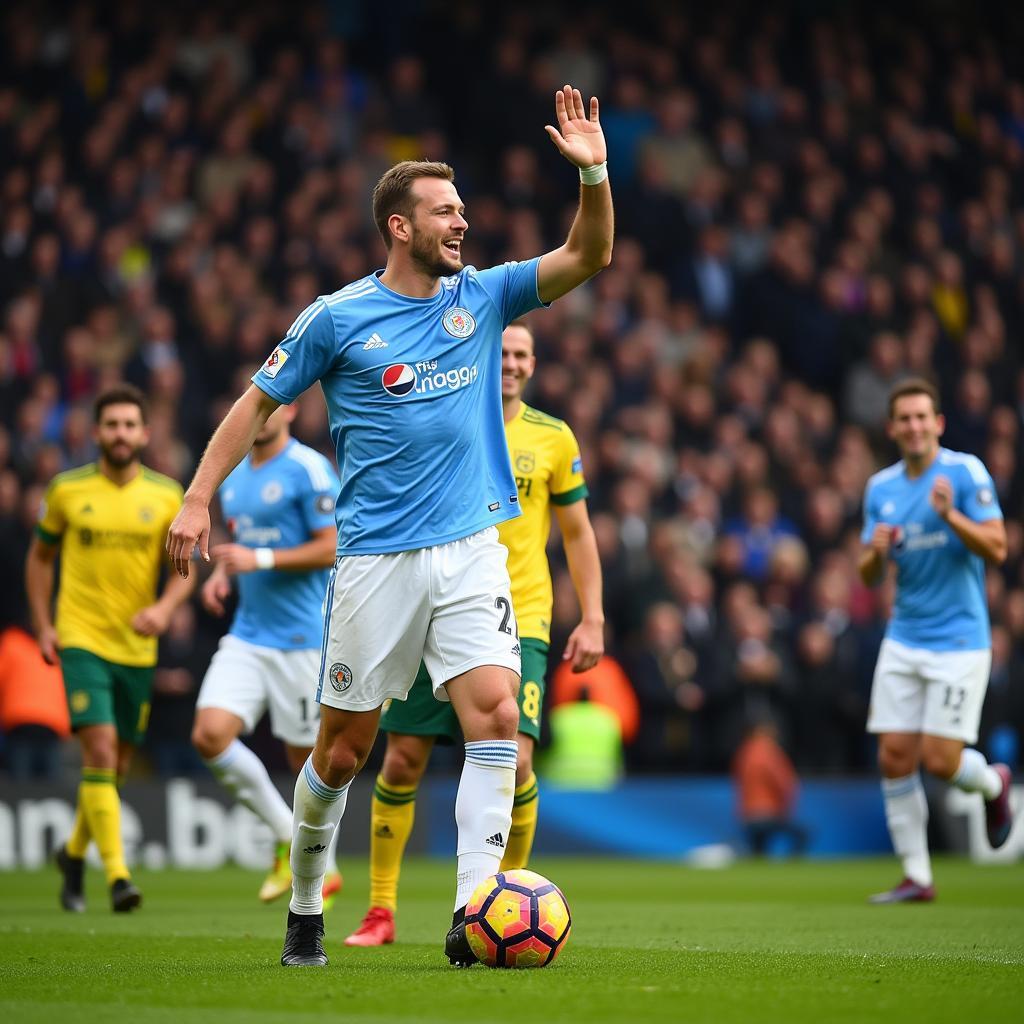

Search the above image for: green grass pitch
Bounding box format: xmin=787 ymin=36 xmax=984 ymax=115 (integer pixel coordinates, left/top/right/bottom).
xmin=1 ymin=857 xmax=1021 ymax=1023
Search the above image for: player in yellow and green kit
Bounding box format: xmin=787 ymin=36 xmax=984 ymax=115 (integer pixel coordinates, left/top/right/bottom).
xmin=345 ymin=320 xmax=604 ymax=946
xmin=25 ymin=384 xmax=194 ymax=912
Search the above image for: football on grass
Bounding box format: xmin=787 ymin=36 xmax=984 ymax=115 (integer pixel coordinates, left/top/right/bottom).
xmin=464 ymin=869 xmax=571 ymax=968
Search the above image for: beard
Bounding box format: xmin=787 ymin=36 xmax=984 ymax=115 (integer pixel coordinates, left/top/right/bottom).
xmin=410 ymin=227 xmax=461 ymax=278
xmin=100 ymin=440 xmax=144 ymax=468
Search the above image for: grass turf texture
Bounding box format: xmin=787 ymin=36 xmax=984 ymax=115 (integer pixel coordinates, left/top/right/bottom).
xmin=1 ymin=857 xmax=1021 ymax=1023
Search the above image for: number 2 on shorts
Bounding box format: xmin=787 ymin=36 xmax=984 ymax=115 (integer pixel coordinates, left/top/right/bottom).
xmin=494 ymin=596 xmax=518 ymax=638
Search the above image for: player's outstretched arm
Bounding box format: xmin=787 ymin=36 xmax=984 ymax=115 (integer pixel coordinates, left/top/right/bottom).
xmin=537 ymin=85 xmax=613 ymax=305
xmin=555 ymin=501 xmax=605 ymax=673
xmin=166 ymin=385 xmax=280 ymax=578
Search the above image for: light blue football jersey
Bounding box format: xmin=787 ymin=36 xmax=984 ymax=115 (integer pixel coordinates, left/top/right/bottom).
xmin=861 ymin=448 xmax=1002 ymax=651
xmin=219 ymin=439 xmax=339 ymax=650
xmin=252 ymin=260 xmax=546 ymax=555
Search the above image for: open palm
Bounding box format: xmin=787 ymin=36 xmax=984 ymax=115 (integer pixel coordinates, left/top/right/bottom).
xmin=545 ymin=85 xmax=607 ymax=168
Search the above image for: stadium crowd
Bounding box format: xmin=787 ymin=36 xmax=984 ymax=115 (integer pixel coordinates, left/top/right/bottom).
xmin=1 ymin=1 xmax=1023 ymax=778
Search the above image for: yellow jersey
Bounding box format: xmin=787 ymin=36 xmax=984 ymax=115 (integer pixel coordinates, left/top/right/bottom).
xmin=498 ymin=404 xmax=588 ymax=644
xmin=36 ymin=463 xmax=183 ymax=667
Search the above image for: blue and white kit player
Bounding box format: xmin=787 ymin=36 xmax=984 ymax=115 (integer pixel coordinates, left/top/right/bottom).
xmin=166 ymin=86 xmax=614 ymax=966
xmin=190 ymin=402 xmax=342 ymax=905
xmin=859 ymin=378 xmax=1014 ymax=903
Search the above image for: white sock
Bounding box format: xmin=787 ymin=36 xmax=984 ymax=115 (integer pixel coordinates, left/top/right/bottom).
xmin=881 ymin=773 xmax=932 ymax=886
xmin=950 ymin=748 xmax=1003 ymax=800
xmin=205 ymin=739 xmax=293 ymax=842
xmin=324 ymin=815 xmax=341 ymax=877
xmin=454 ymin=740 xmax=517 ymax=911
xmin=288 ymin=757 xmax=350 ymax=915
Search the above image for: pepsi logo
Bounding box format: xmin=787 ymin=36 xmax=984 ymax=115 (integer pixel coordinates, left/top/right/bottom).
xmin=382 ymin=363 xmax=416 ymax=396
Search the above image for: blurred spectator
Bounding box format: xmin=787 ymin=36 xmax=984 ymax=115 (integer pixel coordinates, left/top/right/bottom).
xmin=732 ymin=717 xmax=808 ymax=856
xmin=626 ymin=603 xmax=706 ymax=769
xmin=0 ymin=626 xmax=70 ymax=779
xmin=539 ymin=687 xmax=623 ymax=790
xmin=722 ymin=487 xmax=799 ymax=582
xmin=549 ymin=653 xmax=640 ymax=749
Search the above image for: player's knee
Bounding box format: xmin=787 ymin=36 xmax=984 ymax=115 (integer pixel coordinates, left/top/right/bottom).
xmin=191 ymin=722 xmax=230 ymax=760
xmin=81 ymin=734 xmax=118 ymax=769
xmin=920 ymin=748 xmax=958 ymax=780
xmin=382 ymin=741 xmax=428 ymax=788
xmin=322 ymin=739 xmax=365 ymax=784
xmin=878 ymin=743 xmax=915 ymax=778
xmin=486 ymin=695 xmax=520 ymax=741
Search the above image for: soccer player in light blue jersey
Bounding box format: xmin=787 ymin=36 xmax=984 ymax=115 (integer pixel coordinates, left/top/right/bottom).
xmin=189 ymin=401 xmax=343 ymax=908
xmin=167 ymin=85 xmax=613 ymax=967
xmin=859 ymin=378 xmax=1014 ymax=903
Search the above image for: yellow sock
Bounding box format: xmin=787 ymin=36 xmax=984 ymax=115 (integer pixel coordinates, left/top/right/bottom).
xmin=79 ymin=768 xmax=129 ymax=884
xmin=501 ymin=772 xmax=539 ymax=871
xmin=65 ymin=791 xmax=92 ymax=858
xmin=368 ymin=775 xmax=417 ymax=912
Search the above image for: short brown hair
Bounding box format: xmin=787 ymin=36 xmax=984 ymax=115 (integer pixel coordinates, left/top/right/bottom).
xmin=506 ymin=318 xmax=534 ymax=340
xmin=94 ymin=383 xmax=148 ymax=424
xmin=371 ymin=161 xmax=455 ymax=249
xmin=888 ymin=376 xmax=941 ymax=419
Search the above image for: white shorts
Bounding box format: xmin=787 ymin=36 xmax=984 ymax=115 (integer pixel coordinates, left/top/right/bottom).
xmin=317 ymin=527 xmax=521 ymax=712
xmin=867 ymin=639 xmax=992 ymax=743
xmin=196 ymin=634 xmax=321 ymax=747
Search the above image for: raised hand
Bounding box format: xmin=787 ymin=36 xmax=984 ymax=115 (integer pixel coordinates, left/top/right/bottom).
xmin=545 ymin=85 xmax=607 ymax=169
xmin=930 ymin=475 xmax=954 ymax=520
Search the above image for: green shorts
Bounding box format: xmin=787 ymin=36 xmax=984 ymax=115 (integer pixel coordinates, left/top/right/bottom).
xmin=379 ymin=638 xmax=549 ymax=743
xmin=61 ymin=647 xmax=154 ymax=746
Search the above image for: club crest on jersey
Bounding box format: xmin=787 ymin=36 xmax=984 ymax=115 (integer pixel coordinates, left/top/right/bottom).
xmin=329 ymin=662 xmax=353 ymax=692
xmin=261 ymin=481 xmax=284 ymax=504
xmin=514 ymin=450 xmax=535 ymax=474
xmin=442 ymin=307 xmax=476 ymax=338
xmin=382 ymin=363 xmax=416 ymax=396
xmin=262 ymin=347 xmax=289 ymax=378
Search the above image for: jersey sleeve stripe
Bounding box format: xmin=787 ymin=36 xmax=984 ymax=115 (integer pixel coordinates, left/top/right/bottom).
xmin=550 ymin=483 xmax=589 ymax=506
xmin=284 ymin=298 xmax=328 ymax=341
xmin=287 ymin=446 xmax=333 ymax=491
xmin=325 ymin=282 xmax=376 ymax=307
xmin=939 ymin=450 xmax=990 ymax=485
xmin=865 ymin=461 xmax=904 ymax=491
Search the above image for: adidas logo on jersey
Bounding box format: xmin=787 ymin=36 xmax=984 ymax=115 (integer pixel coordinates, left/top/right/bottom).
xmin=304 ymin=843 xmax=327 ymax=855
xmin=363 ymin=332 xmax=388 ymax=350
xmin=485 ymin=832 xmax=505 ymax=848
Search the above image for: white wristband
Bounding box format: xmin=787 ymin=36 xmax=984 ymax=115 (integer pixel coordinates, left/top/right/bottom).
xmin=579 ymin=162 xmax=608 ymax=186
xmin=253 ymin=547 xmax=275 ymax=570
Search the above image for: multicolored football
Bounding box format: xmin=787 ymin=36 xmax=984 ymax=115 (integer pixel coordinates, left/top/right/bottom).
xmin=464 ymin=869 xmax=572 ymax=968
